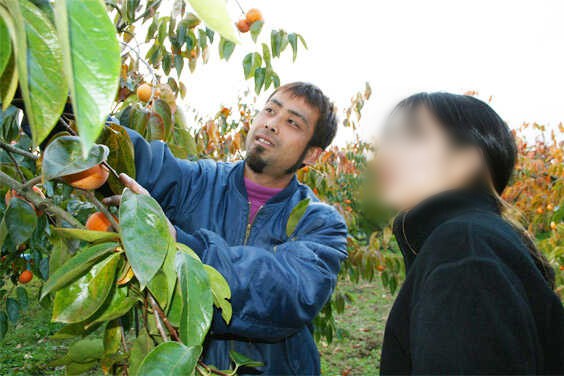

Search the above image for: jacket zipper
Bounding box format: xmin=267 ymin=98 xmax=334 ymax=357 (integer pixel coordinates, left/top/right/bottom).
xmin=244 ymin=202 xmax=263 ymax=245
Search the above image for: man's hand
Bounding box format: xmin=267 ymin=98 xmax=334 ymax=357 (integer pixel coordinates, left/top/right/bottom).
xmin=103 ymin=173 xmax=177 ymax=239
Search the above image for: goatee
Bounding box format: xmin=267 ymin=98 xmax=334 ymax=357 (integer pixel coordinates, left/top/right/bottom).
xmin=246 ymin=145 xmax=267 ymax=173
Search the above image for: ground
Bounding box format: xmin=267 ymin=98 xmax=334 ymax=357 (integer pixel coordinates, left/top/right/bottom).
xmin=0 ymin=278 xmax=393 ymax=375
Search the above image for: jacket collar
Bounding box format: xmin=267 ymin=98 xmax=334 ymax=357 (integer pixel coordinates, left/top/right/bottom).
xmin=393 ymin=188 xmax=500 ymax=264
xmin=231 ymin=160 xmax=299 ymax=204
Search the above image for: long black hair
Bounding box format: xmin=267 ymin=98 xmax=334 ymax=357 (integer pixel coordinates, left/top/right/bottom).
xmin=396 ymin=92 xmax=555 ymax=288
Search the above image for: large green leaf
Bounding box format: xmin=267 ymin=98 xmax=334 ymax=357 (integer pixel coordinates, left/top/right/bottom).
xmin=86 ymin=285 xmax=137 ymax=328
xmin=97 ymin=124 xmax=136 ymax=195
xmin=230 ymin=350 xmax=264 ymax=369
xmin=148 ymin=237 xmax=176 ymax=310
xmin=4 ymin=0 xmax=67 ymax=146
xmin=0 ymin=15 xmax=10 ymax=77
xmin=54 ymin=0 xmax=121 ymax=156
xmin=42 ymin=135 xmax=109 ymax=180
xmin=53 ymin=227 xmax=120 ymax=243
xmin=205 ymin=265 xmax=232 ymax=324
xmin=41 ymin=242 xmax=118 ymax=299
xmin=176 ymin=251 xmax=213 ymax=347
xmin=136 ymin=342 xmax=201 ymax=376
xmin=5 ymin=197 xmax=37 ymax=246
xmin=120 ymin=189 xmax=173 ymax=289
xmin=0 ymin=51 xmax=17 ymax=110
xmin=187 ymin=0 xmax=238 ymax=44
xmin=52 ymin=252 xmax=120 ymax=323
xmin=286 ymin=198 xmax=310 ymax=237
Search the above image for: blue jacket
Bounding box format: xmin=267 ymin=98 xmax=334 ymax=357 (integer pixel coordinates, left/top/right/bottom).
xmin=127 ymin=129 xmax=348 ymax=375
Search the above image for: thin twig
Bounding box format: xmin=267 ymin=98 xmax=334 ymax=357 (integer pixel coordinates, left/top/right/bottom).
xmin=148 ymin=294 xmax=169 ymax=342
xmin=0 ymin=170 xmax=84 ymax=228
xmin=0 ymin=141 xmax=37 ymax=160
xmin=233 ymin=0 xmax=246 ymax=16
xmin=84 ymin=191 xmax=120 ymax=232
xmin=197 ymin=361 xmax=232 ymax=376
xmin=119 ymin=318 xmax=129 ymax=376
xmin=4 ymin=148 xmax=26 ymax=182
xmin=148 ymin=291 xmax=179 ymax=341
xmin=22 ymin=176 xmax=42 ymax=189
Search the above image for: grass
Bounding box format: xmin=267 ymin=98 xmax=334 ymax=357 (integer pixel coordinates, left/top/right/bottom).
xmin=0 ymin=278 xmax=393 ymax=375
xmin=320 ymin=278 xmax=394 ymax=376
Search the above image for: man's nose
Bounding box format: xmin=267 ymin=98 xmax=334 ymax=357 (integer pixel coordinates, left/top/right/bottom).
xmin=264 ymin=122 xmax=279 ymax=134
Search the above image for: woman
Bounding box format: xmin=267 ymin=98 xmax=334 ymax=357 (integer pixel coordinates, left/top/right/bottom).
xmin=375 ymin=92 xmax=564 ymax=374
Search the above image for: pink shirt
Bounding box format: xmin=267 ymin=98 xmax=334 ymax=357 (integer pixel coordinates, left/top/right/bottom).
xmin=244 ymin=177 xmax=283 ymax=223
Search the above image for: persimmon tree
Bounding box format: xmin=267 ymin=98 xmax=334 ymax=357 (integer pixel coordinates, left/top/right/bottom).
xmin=0 ymin=0 xmax=307 ymax=374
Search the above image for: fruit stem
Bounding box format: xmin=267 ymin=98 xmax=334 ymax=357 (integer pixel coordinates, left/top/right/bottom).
xmin=0 ymin=170 xmax=84 ymax=228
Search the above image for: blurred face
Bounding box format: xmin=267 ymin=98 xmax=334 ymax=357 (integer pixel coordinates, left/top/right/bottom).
xmin=374 ymin=104 xmax=483 ymax=211
xmin=245 ymin=90 xmax=322 ymax=177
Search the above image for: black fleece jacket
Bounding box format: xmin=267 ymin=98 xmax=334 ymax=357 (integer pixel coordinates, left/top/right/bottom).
xmin=380 ymin=189 xmax=564 ymax=375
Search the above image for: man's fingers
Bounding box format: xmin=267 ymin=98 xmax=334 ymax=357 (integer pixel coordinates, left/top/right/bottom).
xmin=119 ymin=173 xmax=149 ymax=195
xmin=102 ymin=195 xmax=122 ymax=207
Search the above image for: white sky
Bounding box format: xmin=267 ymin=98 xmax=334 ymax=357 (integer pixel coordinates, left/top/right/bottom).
xmin=177 ymin=0 xmax=564 ymax=142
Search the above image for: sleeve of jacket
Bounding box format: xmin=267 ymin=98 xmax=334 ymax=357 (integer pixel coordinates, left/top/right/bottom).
xmin=196 ymin=203 xmax=348 ymax=341
xmin=125 ymin=127 xmax=208 ymax=221
xmin=410 ymin=256 xmax=539 ymax=373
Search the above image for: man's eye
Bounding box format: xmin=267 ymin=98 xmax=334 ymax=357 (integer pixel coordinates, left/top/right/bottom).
xmin=265 ymin=108 xmax=273 ymax=113
xmin=288 ymin=119 xmax=299 ymax=128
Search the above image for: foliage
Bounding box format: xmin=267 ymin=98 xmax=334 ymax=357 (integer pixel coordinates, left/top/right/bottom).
xmin=0 ymin=0 xmax=307 ymax=374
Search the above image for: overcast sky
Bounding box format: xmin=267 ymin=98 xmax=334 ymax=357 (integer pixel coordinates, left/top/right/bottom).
xmin=177 ymin=0 xmax=564 ymax=141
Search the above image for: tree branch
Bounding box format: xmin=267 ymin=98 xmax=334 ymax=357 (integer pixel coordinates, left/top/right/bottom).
xmin=148 ymin=294 xmax=169 ymax=342
xmin=0 ymin=141 xmax=38 ymax=160
xmin=0 ymin=170 xmax=84 ymax=228
xmin=84 ymin=191 xmax=121 ymax=232
xmin=148 ymin=291 xmax=180 ymax=341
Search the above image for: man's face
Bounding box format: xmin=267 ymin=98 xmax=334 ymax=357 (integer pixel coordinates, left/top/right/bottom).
xmin=245 ymin=90 xmax=321 ymax=177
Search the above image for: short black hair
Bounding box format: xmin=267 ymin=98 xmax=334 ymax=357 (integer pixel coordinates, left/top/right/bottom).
xmin=268 ymin=82 xmax=338 ymax=150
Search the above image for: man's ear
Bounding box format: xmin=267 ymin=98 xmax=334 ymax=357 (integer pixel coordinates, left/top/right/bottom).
xmin=303 ymin=146 xmax=323 ymax=166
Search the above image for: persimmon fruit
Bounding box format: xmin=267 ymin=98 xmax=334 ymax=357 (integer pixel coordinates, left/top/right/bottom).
xmin=245 ymin=8 xmax=263 ymax=24
xmin=61 ymin=164 xmax=109 ymax=190
xmin=86 ymin=211 xmax=117 ymax=232
xmin=137 ymin=83 xmax=158 ymax=102
xmin=18 ymin=269 xmax=33 ymax=284
xmin=236 ymin=19 xmax=250 ymax=33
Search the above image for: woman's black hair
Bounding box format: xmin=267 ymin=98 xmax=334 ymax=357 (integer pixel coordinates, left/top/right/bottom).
xmin=396 ymin=92 xmax=555 ymax=288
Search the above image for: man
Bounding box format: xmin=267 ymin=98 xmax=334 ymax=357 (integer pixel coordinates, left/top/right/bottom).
xmin=109 ymin=82 xmax=347 ymax=374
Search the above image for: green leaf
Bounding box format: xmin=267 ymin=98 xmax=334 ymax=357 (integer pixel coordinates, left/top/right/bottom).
xmin=0 ymin=16 xmax=11 ymax=77
xmin=286 ymin=198 xmax=310 ymax=237
xmin=52 ymin=252 xmax=120 ymax=323
xmin=6 ymin=298 xmax=19 ymax=322
xmin=42 ymin=242 xmax=118 ymax=299
xmin=53 ymin=227 xmax=119 ymax=243
xmin=103 ymin=319 xmax=122 ymax=355
xmin=219 ymin=37 xmax=235 ymax=61
xmin=48 ymin=236 xmax=72 ymax=276
xmin=129 ymin=329 xmax=154 ymax=376
xmin=4 ymin=0 xmax=67 ymax=147
xmin=243 ymin=52 xmax=262 ymax=79
xmin=261 ymin=43 xmax=271 ymax=67
xmin=204 ymin=265 xmax=232 ymax=324
xmin=67 ymin=338 xmax=104 ymax=363
xmin=120 ymin=189 xmax=173 ymax=289
xmin=55 ymin=0 xmax=121 ymax=156
xmin=174 ymin=54 xmax=184 ymax=76
xmin=297 ymin=33 xmax=308 ymax=49
xmin=42 ymin=136 xmax=109 ymax=181
xmin=229 ymin=350 xmax=264 ymax=369
xmin=0 ymin=105 xmax=20 ymax=142
xmin=5 ymin=197 xmax=37 ymax=246
xmin=0 ymin=311 xmax=7 ymax=340
xmin=288 ymin=33 xmax=298 ymax=62
xmin=186 ymin=0 xmax=238 ymax=44
xmin=16 ymin=286 xmax=28 ymax=309
xmin=85 ymin=286 xmax=137 ymax=328
xmin=254 ymin=67 xmax=266 ymax=94
xmin=98 ymin=123 xmax=136 ymax=195
xmin=250 ymin=20 xmax=263 ymax=43
xmin=136 ymin=342 xmax=201 ymax=376
xmin=0 ymin=51 xmax=18 ymax=110
xmin=152 ymin=99 xmax=173 ymax=140
xmin=148 ymin=238 xmax=176 ymax=310
xmin=176 ymin=251 xmax=213 ymax=347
